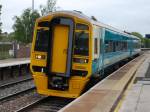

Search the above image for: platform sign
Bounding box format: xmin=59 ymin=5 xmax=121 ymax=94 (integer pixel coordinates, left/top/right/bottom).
xmin=145 ymin=34 xmax=150 ymax=39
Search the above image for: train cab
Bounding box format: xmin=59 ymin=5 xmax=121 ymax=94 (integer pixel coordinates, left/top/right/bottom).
xmin=30 ymin=11 xmax=93 ymax=98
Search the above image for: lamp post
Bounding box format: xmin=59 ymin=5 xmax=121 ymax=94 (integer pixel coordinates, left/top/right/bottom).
xmin=32 ymin=0 xmax=34 ymax=12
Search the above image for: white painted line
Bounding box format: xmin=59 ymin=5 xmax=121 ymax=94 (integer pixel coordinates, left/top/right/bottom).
xmin=0 ymin=59 xmax=30 ymax=68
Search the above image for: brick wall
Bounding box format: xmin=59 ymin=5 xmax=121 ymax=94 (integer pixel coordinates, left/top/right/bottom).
xmin=16 ymin=44 xmax=31 ymax=58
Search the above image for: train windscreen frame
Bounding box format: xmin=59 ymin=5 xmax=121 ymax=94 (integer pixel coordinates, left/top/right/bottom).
xmin=74 ymin=31 xmax=89 ymax=56
xmin=34 ymin=29 xmax=49 ymax=52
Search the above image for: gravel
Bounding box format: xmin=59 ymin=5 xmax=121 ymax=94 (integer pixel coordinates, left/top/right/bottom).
xmin=0 ymin=91 xmax=45 ymax=112
xmin=27 ymin=97 xmax=73 ymax=112
xmin=0 ymin=80 xmax=35 ymax=99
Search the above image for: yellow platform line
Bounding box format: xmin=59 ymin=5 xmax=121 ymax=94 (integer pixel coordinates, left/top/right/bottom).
xmin=114 ymin=57 xmax=146 ymax=112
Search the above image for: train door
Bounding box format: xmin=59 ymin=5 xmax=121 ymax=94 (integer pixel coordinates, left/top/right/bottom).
xmin=92 ymin=26 xmax=101 ymax=75
xmin=46 ymin=17 xmax=74 ymax=90
xmin=51 ymin=25 xmax=69 ymax=74
xmin=47 ymin=18 xmax=74 ymax=77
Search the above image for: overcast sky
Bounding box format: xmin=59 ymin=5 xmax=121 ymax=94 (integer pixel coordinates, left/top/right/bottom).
xmin=1 ymin=0 xmax=150 ymax=35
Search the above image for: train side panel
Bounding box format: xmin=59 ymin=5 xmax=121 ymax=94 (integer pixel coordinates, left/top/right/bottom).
xmin=91 ymin=26 xmax=141 ymax=76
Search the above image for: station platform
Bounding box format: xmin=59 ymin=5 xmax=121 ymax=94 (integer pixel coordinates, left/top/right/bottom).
xmin=118 ymin=51 xmax=150 ymax=112
xmin=59 ymin=51 xmax=149 ymax=112
xmin=0 ymin=58 xmax=30 ymax=80
xmin=0 ymin=58 xmax=30 ymax=68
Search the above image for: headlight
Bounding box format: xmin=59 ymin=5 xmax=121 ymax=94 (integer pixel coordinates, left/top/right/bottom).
xmin=73 ymin=58 xmax=88 ymax=63
xmin=35 ymin=54 xmax=46 ymax=60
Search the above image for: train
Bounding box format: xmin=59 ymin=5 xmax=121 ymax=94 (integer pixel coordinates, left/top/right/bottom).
xmin=30 ymin=11 xmax=141 ymax=98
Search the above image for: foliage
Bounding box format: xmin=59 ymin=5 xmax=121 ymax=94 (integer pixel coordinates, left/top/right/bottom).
xmin=0 ymin=5 xmax=2 ymax=35
xmin=40 ymin=0 xmax=57 ymax=16
xmin=0 ymin=32 xmax=15 ymax=42
xmin=131 ymin=32 xmax=143 ymax=39
xmin=131 ymin=32 xmax=145 ymax=45
xmin=131 ymin=32 xmax=150 ymax=48
xmin=144 ymin=38 xmax=150 ymax=48
xmin=13 ymin=8 xmax=40 ymax=43
xmin=8 ymin=32 xmax=15 ymax=41
xmin=11 ymin=0 xmax=58 ymax=43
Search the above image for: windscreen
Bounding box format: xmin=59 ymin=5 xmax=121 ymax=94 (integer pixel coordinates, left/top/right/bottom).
xmin=74 ymin=31 xmax=89 ymax=56
xmin=34 ymin=29 xmax=49 ymax=52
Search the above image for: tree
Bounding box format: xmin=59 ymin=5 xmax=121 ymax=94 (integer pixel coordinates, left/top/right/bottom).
xmin=0 ymin=5 xmax=2 ymax=35
xmin=40 ymin=0 xmax=57 ymax=16
xmin=131 ymin=32 xmax=143 ymax=39
xmin=13 ymin=8 xmax=40 ymax=44
xmin=131 ymin=32 xmax=145 ymax=47
xmin=144 ymin=38 xmax=150 ymax=48
xmin=131 ymin=32 xmax=150 ymax=48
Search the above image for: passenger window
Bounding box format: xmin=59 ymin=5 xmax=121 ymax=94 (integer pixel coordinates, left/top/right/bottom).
xmin=105 ymin=40 xmax=113 ymax=53
xmin=122 ymin=42 xmax=127 ymax=51
xmin=105 ymin=41 xmax=109 ymax=53
xmin=94 ymin=38 xmax=98 ymax=54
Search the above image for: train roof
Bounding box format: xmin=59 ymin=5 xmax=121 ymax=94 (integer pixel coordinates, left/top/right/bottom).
xmin=42 ymin=10 xmax=140 ymax=40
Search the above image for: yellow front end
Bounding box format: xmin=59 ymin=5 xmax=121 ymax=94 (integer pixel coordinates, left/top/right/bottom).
xmin=30 ymin=11 xmax=93 ymax=98
xmin=33 ymin=74 xmax=89 ymax=98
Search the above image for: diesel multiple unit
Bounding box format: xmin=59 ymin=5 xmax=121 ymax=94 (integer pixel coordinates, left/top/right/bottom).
xmin=30 ymin=11 xmax=141 ymax=98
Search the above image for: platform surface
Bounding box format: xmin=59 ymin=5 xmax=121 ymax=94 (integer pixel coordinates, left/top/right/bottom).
xmin=0 ymin=58 xmax=30 ymax=68
xmin=59 ymin=53 xmax=147 ymax=112
xmin=119 ymin=51 xmax=150 ymax=112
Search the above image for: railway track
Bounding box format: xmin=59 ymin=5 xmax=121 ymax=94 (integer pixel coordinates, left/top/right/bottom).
xmin=16 ymin=97 xmax=73 ymax=112
xmin=0 ymin=75 xmax=73 ymax=112
xmin=0 ymin=87 xmax=45 ymax=112
xmin=0 ymin=86 xmax=36 ymax=102
xmin=0 ymin=77 xmax=33 ymax=89
xmin=0 ymin=88 xmax=72 ymax=112
xmin=0 ymin=76 xmax=34 ymax=102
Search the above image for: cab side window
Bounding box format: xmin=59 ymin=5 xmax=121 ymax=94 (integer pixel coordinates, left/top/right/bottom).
xmin=94 ymin=38 xmax=98 ymax=54
xmin=93 ymin=26 xmax=101 ymax=59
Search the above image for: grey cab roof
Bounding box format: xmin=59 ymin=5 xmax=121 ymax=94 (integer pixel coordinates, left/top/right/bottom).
xmin=44 ymin=10 xmax=140 ymax=40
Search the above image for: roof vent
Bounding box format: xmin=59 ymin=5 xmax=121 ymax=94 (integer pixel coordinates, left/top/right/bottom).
xmin=91 ymin=16 xmax=97 ymax=21
xmin=73 ymin=10 xmax=82 ymax=14
xmin=124 ymin=31 xmax=131 ymax=35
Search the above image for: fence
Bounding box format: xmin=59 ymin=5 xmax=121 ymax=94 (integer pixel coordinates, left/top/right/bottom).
xmin=0 ymin=42 xmax=31 ymax=60
xmin=0 ymin=42 xmax=13 ymax=59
